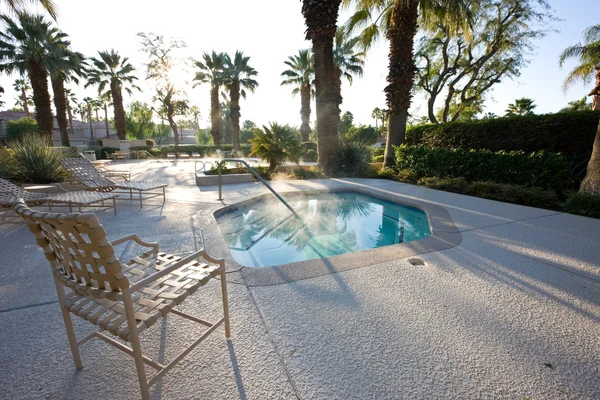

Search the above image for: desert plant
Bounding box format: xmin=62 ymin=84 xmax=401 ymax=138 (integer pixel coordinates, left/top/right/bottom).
xmin=329 ymin=141 xmax=371 ymax=177
xmin=250 ymin=123 xmax=302 ymax=172
xmin=9 ymin=133 xmax=66 ymax=183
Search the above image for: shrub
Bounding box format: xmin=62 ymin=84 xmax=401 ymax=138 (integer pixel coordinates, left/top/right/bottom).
xmin=372 ymin=154 xmax=384 ymax=163
xmin=377 ymin=167 xmax=397 ymax=180
xmin=148 ymin=148 xmax=161 ymax=158
xmin=252 ymin=166 xmax=273 ymax=181
xmin=6 ymin=117 xmax=39 ymax=141
xmin=466 ymin=181 xmax=559 ymax=209
xmin=9 ymin=133 xmax=66 ymax=183
xmin=303 ymin=149 xmax=318 ymax=162
xmin=418 ymin=177 xmax=469 ymax=193
xmin=405 ymin=111 xmax=600 ymax=185
xmin=290 ymin=166 xmax=325 ymax=180
xmin=250 ymin=123 xmax=302 ymax=172
xmin=395 ymin=145 xmax=571 ymax=191
xmin=329 ymin=142 xmax=372 ymax=178
xmin=563 ymin=193 xmax=600 ymax=218
xmin=145 ymin=138 xmax=155 ymax=147
xmin=0 ymin=147 xmax=14 ymax=179
xmin=396 ymin=169 xmax=419 ymax=184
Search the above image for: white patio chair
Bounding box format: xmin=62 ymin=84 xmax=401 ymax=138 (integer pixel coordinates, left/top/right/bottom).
xmin=14 ymin=200 xmax=230 ymax=399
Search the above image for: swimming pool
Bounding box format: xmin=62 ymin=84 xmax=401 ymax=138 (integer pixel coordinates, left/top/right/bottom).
xmin=215 ymin=191 xmax=431 ymax=268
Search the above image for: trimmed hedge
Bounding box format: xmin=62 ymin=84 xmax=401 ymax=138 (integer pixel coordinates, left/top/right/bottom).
xmin=395 ymin=145 xmax=571 ymax=191
xmin=405 ymin=111 xmax=600 ymax=183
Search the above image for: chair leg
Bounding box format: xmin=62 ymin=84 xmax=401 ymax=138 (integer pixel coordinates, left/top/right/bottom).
xmin=220 ymin=268 xmax=231 ymax=338
xmin=162 ymin=186 xmax=166 ymax=203
xmin=113 ymin=197 xmax=117 ymax=216
xmin=53 ymin=279 xmax=82 ymax=369
xmin=139 ymin=191 xmax=143 ymax=208
xmin=123 ymin=290 xmax=150 ymax=400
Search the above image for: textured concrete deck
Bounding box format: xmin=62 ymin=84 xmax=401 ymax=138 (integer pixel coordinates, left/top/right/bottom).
xmin=1 ymin=160 xmax=599 ymax=399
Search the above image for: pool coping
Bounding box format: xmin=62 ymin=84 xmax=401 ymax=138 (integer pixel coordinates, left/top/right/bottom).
xmin=212 ymin=186 xmax=462 ymax=286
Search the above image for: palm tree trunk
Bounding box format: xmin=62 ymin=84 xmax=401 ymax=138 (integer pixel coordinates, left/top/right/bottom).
xmin=95 ymin=108 xmax=99 ymax=121
xmin=313 ymin=35 xmax=340 ymax=173
xmin=110 ymin=80 xmax=127 ymax=140
xmin=66 ymin=97 xmax=74 ymax=136
xmin=167 ymin=114 xmax=179 ymax=147
xmin=88 ymin=104 xmax=94 ymax=140
xmin=21 ymin=88 xmax=29 ymax=117
xmin=580 ymin=70 xmax=600 ymax=195
xmin=299 ymin=83 xmax=312 ymax=141
xmin=27 ymin=60 xmax=54 ymax=138
xmin=210 ymin=85 xmax=221 ymax=146
xmin=230 ymin=79 xmax=241 ymax=152
xmin=333 ymin=65 xmax=343 ymax=135
xmin=50 ymin=75 xmax=70 ymax=147
xmin=383 ymin=0 xmax=419 ymax=168
xmin=104 ymin=103 xmax=109 ymax=138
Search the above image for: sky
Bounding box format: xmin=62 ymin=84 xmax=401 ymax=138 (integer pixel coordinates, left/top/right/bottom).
xmin=0 ymin=0 xmax=597 ymax=128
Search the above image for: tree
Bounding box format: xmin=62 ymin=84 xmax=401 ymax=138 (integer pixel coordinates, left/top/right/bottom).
xmin=559 ymin=97 xmax=593 ymax=113
xmin=344 ymin=124 xmax=379 ymax=145
xmin=301 ymin=0 xmax=343 ymax=172
xmin=250 ymin=123 xmax=302 ymax=172
xmin=559 ymin=24 xmax=600 ymax=195
xmin=343 ymin=0 xmax=471 ymax=167
xmin=82 ymin=96 xmax=95 ymax=139
xmin=240 ymin=120 xmax=256 ymax=144
xmin=371 ymin=107 xmax=387 ymax=129
xmin=6 ymin=116 xmax=38 ymax=140
xmin=13 ymin=78 xmax=32 ymax=116
xmin=125 ymin=101 xmax=155 ymax=139
xmin=188 ymin=105 xmax=201 ymax=130
xmin=223 ymin=51 xmax=258 ymax=152
xmin=281 ymin=49 xmax=314 ymax=141
xmin=85 ymin=49 xmax=140 ymax=140
xmin=192 ymin=51 xmax=226 ymax=146
xmin=415 ymin=0 xmax=553 ymax=123
xmin=505 ymin=98 xmax=536 ymax=117
xmin=0 ymin=13 xmax=68 ymax=137
xmin=332 ymin=28 xmax=365 ymax=128
xmin=1 ymin=0 xmax=58 ymax=19
xmin=339 ymin=111 xmax=354 ymax=136
xmin=64 ymin=88 xmax=76 ymax=134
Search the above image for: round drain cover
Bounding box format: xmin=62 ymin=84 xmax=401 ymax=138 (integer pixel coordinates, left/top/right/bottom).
xmin=408 ymin=258 xmax=426 ymax=267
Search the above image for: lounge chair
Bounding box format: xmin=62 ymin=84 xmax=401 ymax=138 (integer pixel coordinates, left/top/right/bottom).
xmin=14 ymin=200 xmax=230 ymax=400
xmin=60 ymin=158 xmax=168 ymax=207
xmin=79 ymin=153 xmax=131 ymax=181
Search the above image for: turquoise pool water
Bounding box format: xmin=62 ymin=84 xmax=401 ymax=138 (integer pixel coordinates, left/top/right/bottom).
xmin=215 ymin=191 xmax=431 ymax=268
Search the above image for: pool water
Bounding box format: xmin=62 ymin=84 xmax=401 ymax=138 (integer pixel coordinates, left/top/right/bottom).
xmin=215 ymin=191 xmax=431 ymax=268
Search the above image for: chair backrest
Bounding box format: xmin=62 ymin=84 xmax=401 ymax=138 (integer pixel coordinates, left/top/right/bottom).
xmin=60 ymin=158 xmax=116 ymax=190
xmin=0 ymin=177 xmax=21 ymax=194
xmin=14 ymin=199 xmax=129 ymax=298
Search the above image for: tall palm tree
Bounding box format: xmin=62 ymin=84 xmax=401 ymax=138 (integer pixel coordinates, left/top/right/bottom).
xmin=64 ymin=88 xmax=76 ymax=135
xmin=99 ymin=92 xmax=112 ymax=138
xmin=82 ymin=96 xmax=95 ymax=139
xmin=281 ymin=49 xmax=315 ymax=142
xmin=371 ymin=107 xmax=387 ymax=129
xmin=332 ymin=28 xmax=365 ymax=128
xmin=1 ymin=0 xmax=58 ymax=19
xmin=343 ymin=0 xmax=470 ymax=167
xmin=192 ymin=51 xmax=226 ymax=146
xmin=13 ymin=77 xmax=32 ymax=116
xmin=85 ymin=49 xmax=141 ymax=140
xmin=505 ymin=98 xmax=536 ymax=117
xmin=301 ymin=0 xmax=343 ymax=172
xmin=223 ymin=51 xmax=258 ymax=152
xmin=559 ymin=24 xmax=600 ymax=196
xmin=0 ymin=13 xmax=67 ymax=137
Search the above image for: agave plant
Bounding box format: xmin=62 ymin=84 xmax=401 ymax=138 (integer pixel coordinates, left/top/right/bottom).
xmin=9 ymin=133 xmax=66 ymax=183
xmin=328 ymin=141 xmax=371 ymax=178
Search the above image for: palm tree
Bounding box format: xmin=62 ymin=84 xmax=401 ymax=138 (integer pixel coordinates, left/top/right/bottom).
xmin=371 ymin=107 xmax=387 ymax=129
xmin=85 ymin=50 xmax=141 ymax=140
xmin=1 ymin=0 xmax=58 ymax=19
xmin=99 ymin=92 xmax=112 ymax=138
xmin=82 ymin=96 xmax=95 ymax=139
xmin=223 ymin=51 xmax=258 ymax=152
xmin=505 ymin=98 xmax=536 ymax=117
xmin=343 ymin=0 xmax=470 ymax=167
xmin=559 ymin=24 xmax=600 ymax=196
xmin=13 ymin=78 xmax=32 ymax=116
xmin=192 ymin=51 xmax=227 ymax=146
xmin=332 ymin=28 xmax=365 ymax=127
xmin=64 ymin=88 xmax=76 ymax=135
xmin=250 ymin=123 xmax=302 ymax=172
xmin=301 ymin=0 xmax=343 ymax=172
xmin=0 ymin=13 xmax=67 ymax=137
xmin=281 ymin=49 xmax=315 ymax=142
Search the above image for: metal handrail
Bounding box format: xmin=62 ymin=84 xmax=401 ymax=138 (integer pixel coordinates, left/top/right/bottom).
xmin=217 ymin=158 xmax=301 ymax=220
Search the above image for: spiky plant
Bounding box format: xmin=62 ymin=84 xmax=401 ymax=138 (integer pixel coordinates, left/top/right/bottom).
xmin=9 ymin=133 xmax=66 ymax=183
xmin=250 ymin=123 xmax=302 ymax=172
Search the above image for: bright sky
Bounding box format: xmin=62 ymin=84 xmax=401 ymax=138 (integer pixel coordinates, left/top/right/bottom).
xmin=0 ymin=0 xmax=597 ymax=128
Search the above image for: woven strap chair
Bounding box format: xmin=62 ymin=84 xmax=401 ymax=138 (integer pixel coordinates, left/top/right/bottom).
xmin=78 ymin=153 xmax=131 ymax=180
xmin=60 ymin=158 xmax=168 ymax=207
xmin=0 ymin=178 xmax=47 ymax=211
xmin=14 ymin=200 xmax=230 ymax=399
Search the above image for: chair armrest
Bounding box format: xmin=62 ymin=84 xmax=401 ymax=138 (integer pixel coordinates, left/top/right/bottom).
xmin=129 ymin=249 xmax=224 ymax=292
xmin=111 ymin=234 xmax=159 ymax=253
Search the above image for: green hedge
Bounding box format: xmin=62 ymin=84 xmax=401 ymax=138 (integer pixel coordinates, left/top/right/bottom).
xmin=157 ymin=144 xmax=252 ymax=157
xmin=395 ymin=145 xmax=571 ymax=191
xmin=405 ymin=111 xmax=600 ymax=183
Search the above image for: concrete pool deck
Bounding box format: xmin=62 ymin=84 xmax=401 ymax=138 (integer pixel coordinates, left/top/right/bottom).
xmin=1 ymin=160 xmax=599 ymax=399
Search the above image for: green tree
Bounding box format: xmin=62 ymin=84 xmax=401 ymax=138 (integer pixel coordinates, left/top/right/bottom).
xmin=64 ymin=88 xmax=76 ymax=134
xmin=505 ymin=98 xmax=536 ymax=117
xmin=85 ymin=49 xmax=141 ymax=140
xmin=250 ymin=123 xmax=302 ymax=172
xmin=6 ymin=116 xmax=38 ymax=140
xmin=223 ymin=51 xmax=258 ymax=152
xmin=344 ymin=124 xmax=379 ymax=145
xmin=343 ymin=0 xmax=471 ymax=167
xmin=13 ymin=78 xmax=32 ymax=116
xmin=371 ymin=107 xmax=387 ymax=129
xmin=192 ymin=51 xmax=227 ymax=146
xmin=333 ymin=28 xmax=365 ymax=128
xmin=559 ymin=97 xmax=592 ymax=113
xmin=281 ymin=49 xmax=314 ymax=141
xmin=560 ymin=24 xmax=600 ymax=195
xmin=240 ymin=120 xmax=256 ymax=144
xmin=1 ymin=0 xmax=58 ymax=19
xmin=415 ymin=0 xmax=553 ymax=123
xmin=0 ymin=13 xmax=68 ymax=137
xmin=125 ymin=101 xmax=155 ymax=139
xmin=339 ymin=111 xmax=354 ymax=136
xmin=301 ymin=0 xmax=343 ymax=172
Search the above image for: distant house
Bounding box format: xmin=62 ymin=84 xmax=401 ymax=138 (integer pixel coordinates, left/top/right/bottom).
xmin=0 ymin=111 xmax=117 ymax=148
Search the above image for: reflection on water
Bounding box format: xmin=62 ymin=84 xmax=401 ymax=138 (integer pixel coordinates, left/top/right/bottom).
xmin=216 ymin=191 xmax=431 ymax=268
